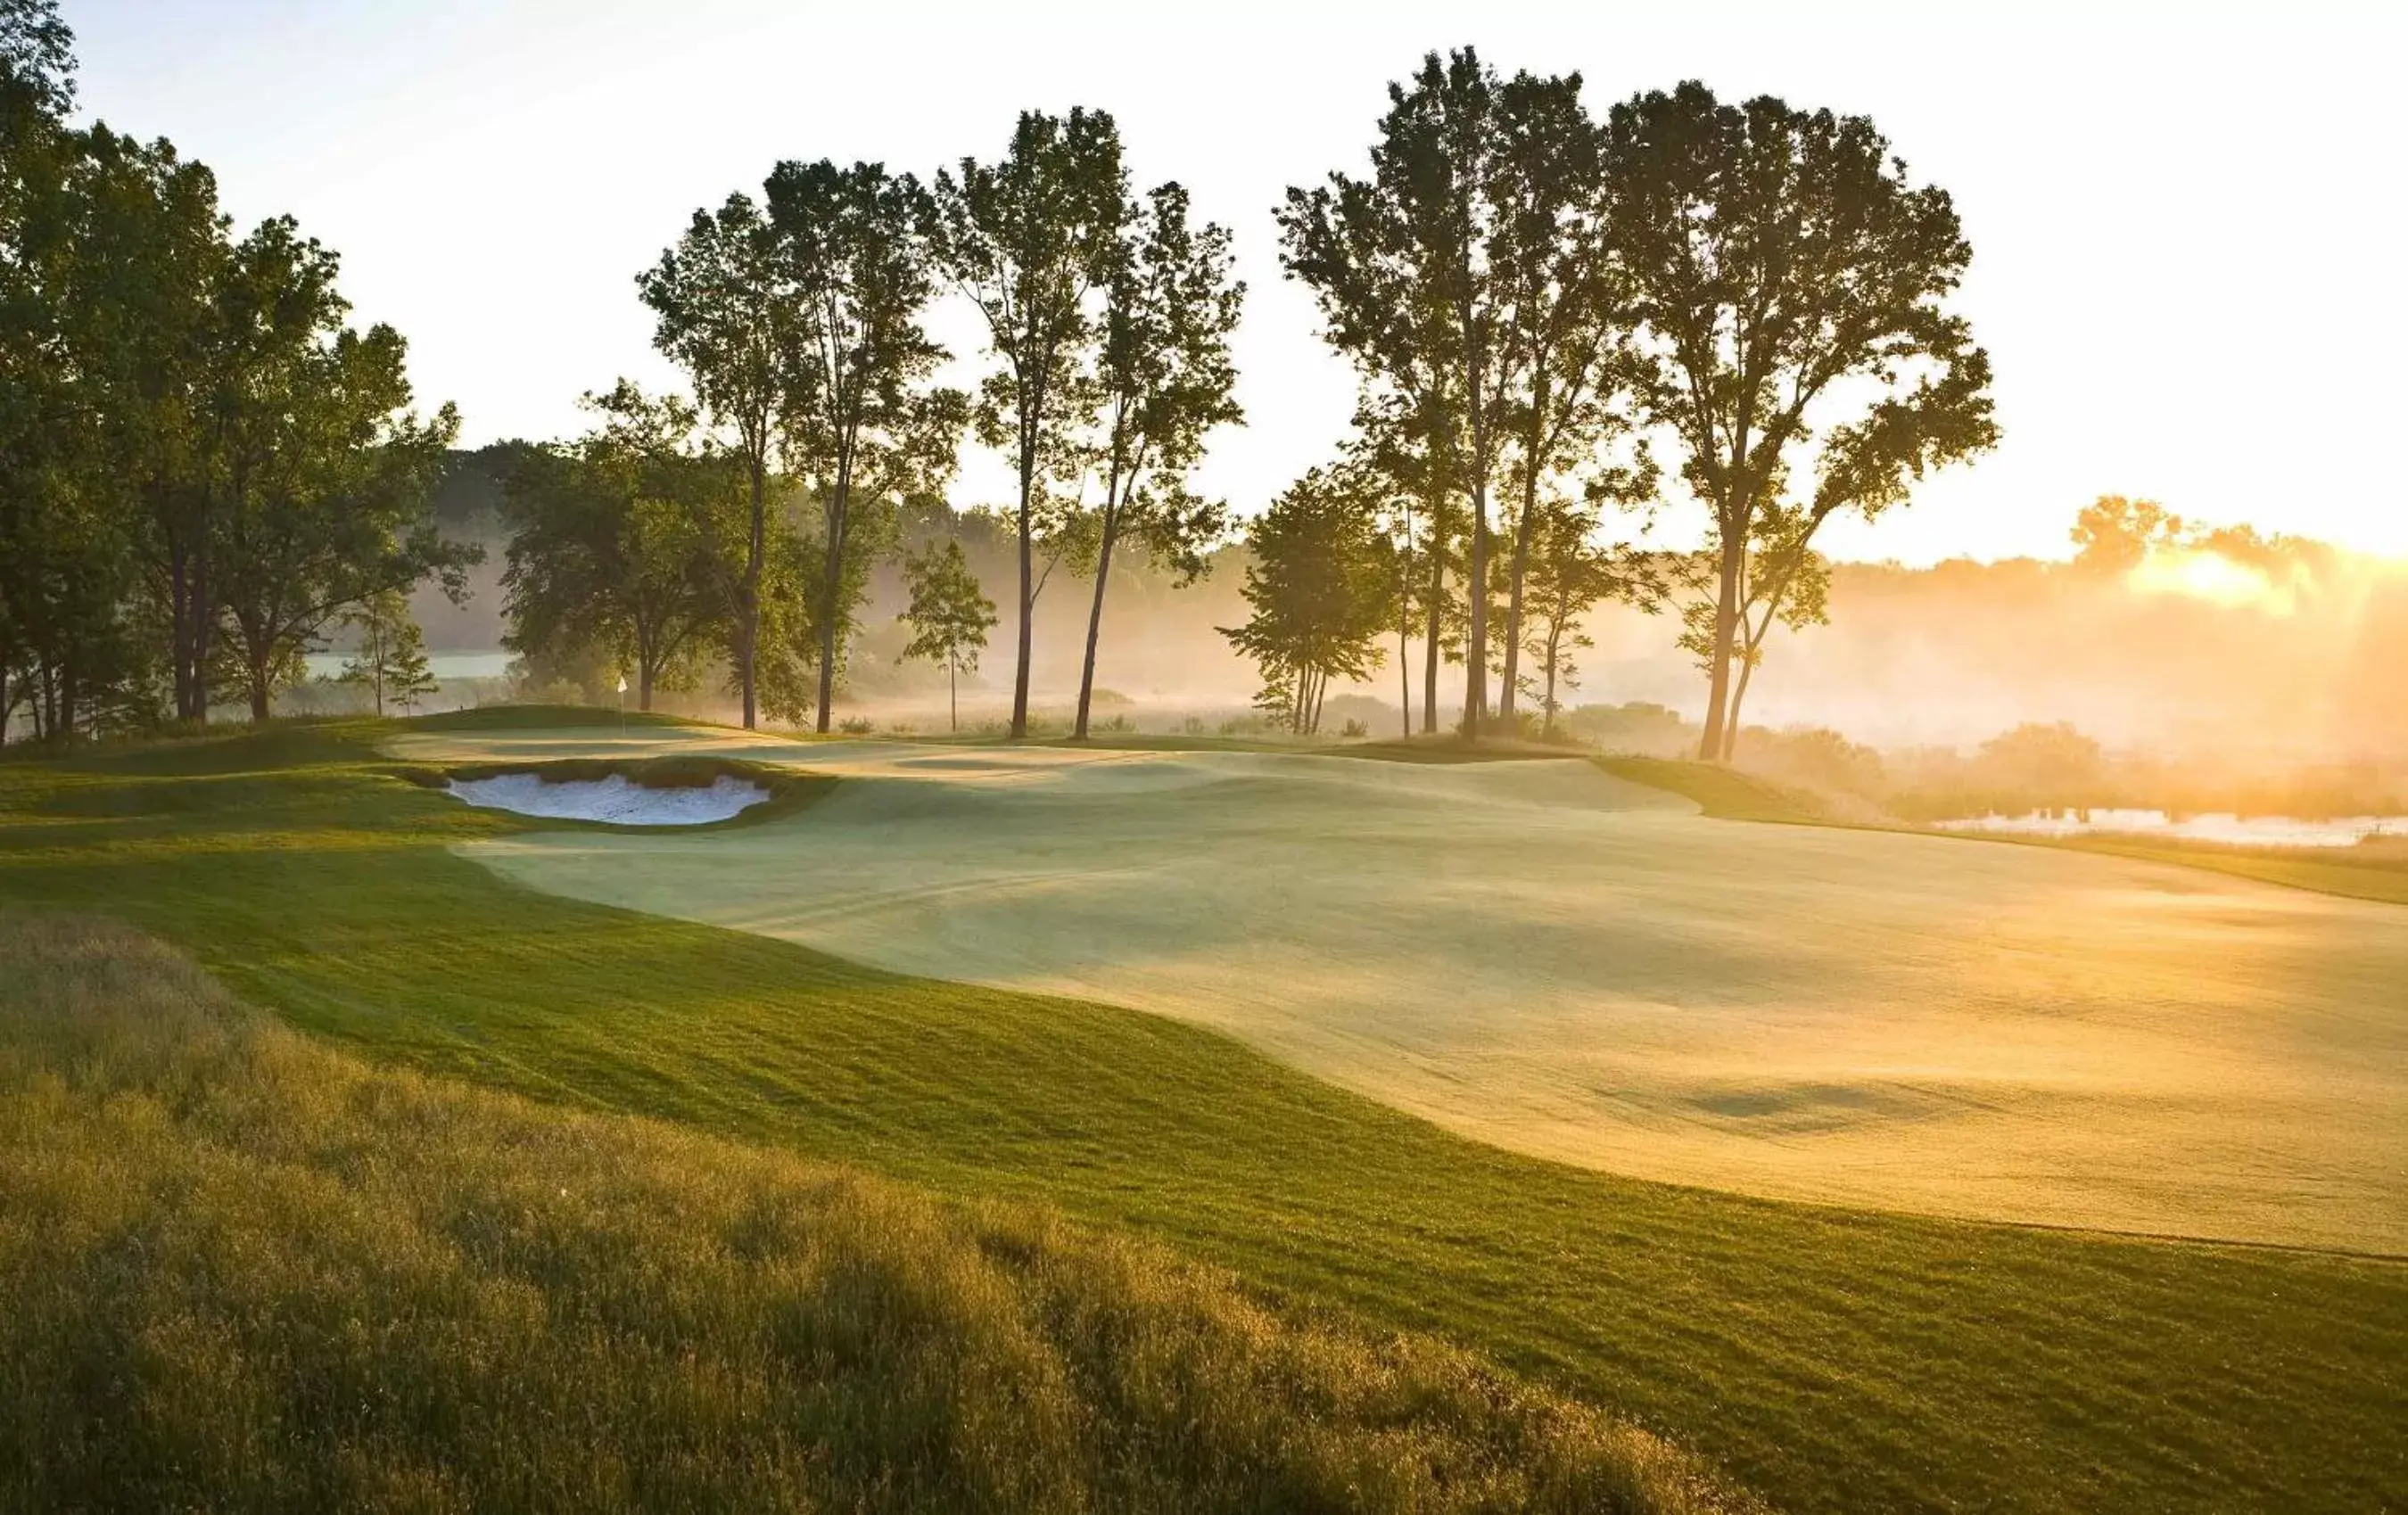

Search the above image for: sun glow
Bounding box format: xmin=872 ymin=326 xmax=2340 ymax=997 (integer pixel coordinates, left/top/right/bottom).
xmin=2126 ymin=549 xmax=2297 ymax=613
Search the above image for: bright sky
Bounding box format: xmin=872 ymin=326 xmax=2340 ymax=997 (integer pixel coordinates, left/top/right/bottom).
xmin=65 ymin=0 xmax=2408 ymax=564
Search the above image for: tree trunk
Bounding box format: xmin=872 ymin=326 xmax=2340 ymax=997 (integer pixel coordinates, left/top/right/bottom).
xmin=1542 ymin=631 xmax=1560 ymax=737
xmin=740 ymin=454 xmax=765 ymax=730
xmin=1011 ymin=434 xmax=1035 ymax=739
xmin=1074 ymin=507 xmax=1117 ymax=740
xmin=1721 ymin=645 xmax=1759 ymax=763
xmin=814 ymin=483 xmax=846 ymax=736
xmin=188 ymin=548 xmax=213 ymax=723
xmin=1497 ymin=440 xmax=1541 ymax=725
xmin=1464 ymin=483 xmax=1489 ymax=738
xmin=948 ymin=657 xmax=958 ymax=733
xmin=1696 ymin=531 xmax=1743 ymax=761
xmin=1422 ymin=550 xmax=1443 ymax=736
xmin=639 ymin=663 xmax=655 ymax=713
xmin=249 ymin=651 xmax=272 ymax=723
xmin=168 ymin=543 xmax=193 ymax=721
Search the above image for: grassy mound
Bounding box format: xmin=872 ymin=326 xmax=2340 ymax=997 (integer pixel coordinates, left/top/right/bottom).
xmin=1590 ymin=757 xmax=1831 ymax=824
xmin=1 ymin=717 xmax=2401 ymax=1512
xmin=0 ymin=913 xmax=1739 ymax=1514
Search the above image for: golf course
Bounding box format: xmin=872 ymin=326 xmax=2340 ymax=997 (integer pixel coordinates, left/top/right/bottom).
xmin=4 ymin=712 xmax=2402 ymax=1513
xmin=400 ymin=723 xmax=2408 ymax=1255
xmin=9 ymin=6 xmax=2407 ymax=1508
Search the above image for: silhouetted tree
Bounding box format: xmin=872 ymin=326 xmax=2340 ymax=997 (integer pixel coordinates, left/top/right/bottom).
xmin=1519 ymin=494 xmax=1661 ymax=737
xmin=1072 ymin=181 xmax=1242 ymax=739
xmin=1281 ymin=50 xmax=1515 ymax=737
xmin=1487 ymin=67 xmax=1646 ymax=727
xmin=1677 ymin=501 xmax=1829 ymax=760
xmin=928 ymin=110 xmax=1126 ymax=738
xmin=1605 ymin=81 xmax=1996 ymax=760
xmin=1221 ymin=467 xmax=1394 ymax=736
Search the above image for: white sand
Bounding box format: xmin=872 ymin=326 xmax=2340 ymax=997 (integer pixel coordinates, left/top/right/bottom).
xmin=446 ymin=772 xmax=769 ymax=826
xmin=396 ymin=728 xmax=2408 ymax=1252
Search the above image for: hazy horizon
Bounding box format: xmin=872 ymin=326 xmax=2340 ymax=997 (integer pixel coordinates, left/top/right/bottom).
xmin=63 ymin=0 xmax=2408 ymax=566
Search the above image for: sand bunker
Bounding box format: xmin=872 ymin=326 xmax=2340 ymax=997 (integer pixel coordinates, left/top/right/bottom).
xmin=397 ymin=727 xmax=2408 ymax=1253
xmin=447 ymin=772 xmax=769 ymax=826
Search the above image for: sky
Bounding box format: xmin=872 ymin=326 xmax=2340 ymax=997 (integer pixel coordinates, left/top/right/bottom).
xmin=61 ymin=0 xmax=2408 ymax=564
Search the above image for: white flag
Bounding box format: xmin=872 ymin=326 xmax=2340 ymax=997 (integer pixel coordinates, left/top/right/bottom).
xmin=615 ymin=675 xmax=628 ymax=695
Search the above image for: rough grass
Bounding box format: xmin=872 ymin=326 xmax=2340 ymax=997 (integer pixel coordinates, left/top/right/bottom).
xmin=0 ymin=911 xmax=1740 ymax=1515
xmin=1 ymin=719 xmax=2403 ymax=1512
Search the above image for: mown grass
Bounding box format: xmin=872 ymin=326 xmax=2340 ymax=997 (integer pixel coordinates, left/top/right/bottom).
xmin=1951 ymin=829 xmax=2408 ymax=908
xmin=0 ymin=719 xmax=2402 ymax=1512
xmin=0 ymin=913 xmax=1737 ymax=1514
xmin=1592 ymin=753 xmax=2408 ymax=907
xmin=1591 ymin=757 xmax=1831 ymax=823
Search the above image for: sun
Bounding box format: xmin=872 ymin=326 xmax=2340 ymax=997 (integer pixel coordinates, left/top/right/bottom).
xmin=2126 ymin=549 xmax=2296 ymax=613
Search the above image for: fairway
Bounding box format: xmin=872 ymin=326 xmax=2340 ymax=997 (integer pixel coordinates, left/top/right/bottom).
xmin=398 ymin=727 xmax=2408 ymax=1254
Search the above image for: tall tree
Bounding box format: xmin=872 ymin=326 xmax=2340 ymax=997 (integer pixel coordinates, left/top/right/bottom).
xmin=502 ymin=383 xmax=728 ymax=712
xmin=29 ymin=122 xmax=224 ymax=724
xmin=1487 ymin=68 xmax=1646 ymax=725
xmin=1071 ymin=181 xmax=1242 ymax=739
xmin=639 ymin=193 xmax=800 ymax=729
xmin=765 ymin=158 xmax=968 ymax=733
xmin=928 ymin=108 xmax=1129 ymax=738
xmin=897 ymin=536 xmax=996 ymax=733
xmin=1604 ymin=81 xmax=1996 ymax=760
xmin=1281 ymin=49 xmax=1519 ymax=737
xmin=1220 ymin=467 xmax=1394 ymax=737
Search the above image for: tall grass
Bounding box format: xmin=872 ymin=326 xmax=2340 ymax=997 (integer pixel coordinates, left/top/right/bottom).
xmin=0 ymin=912 xmax=1744 ymax=1515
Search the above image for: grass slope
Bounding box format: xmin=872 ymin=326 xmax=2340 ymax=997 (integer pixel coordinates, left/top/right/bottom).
xmin=1595 ymin=754 xmax=2408 ymax=907
xmin=1957 ymin=830 xmax=2408 ymax=908
xmin=0 ymin=720 xmax=2402 ymax=1512
xmin=0 ymin=914 xmax=1734 ymax=1514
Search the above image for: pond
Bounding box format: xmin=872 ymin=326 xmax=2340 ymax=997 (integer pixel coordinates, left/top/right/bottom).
xmin=1932 ymin=809 xmax=2404 ymax=849
xmin=303 ymin=650 xmax=515 ymax=681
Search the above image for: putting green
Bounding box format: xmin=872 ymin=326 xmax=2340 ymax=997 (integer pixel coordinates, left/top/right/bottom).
xmin=396 ymin=727 xmax=2408 ymax=1253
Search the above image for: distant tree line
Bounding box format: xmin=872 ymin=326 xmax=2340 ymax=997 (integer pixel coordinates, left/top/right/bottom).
xmin=0 ymin=2 xmax=474 ymax=740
